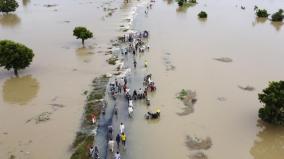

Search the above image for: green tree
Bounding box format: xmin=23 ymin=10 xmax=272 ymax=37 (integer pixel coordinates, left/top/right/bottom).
xmin=0 ymin=40 xmax=34 ymax=76
xmin=73 ymin=27 xmax=93 ymax=46
xmin=254 ymin=7 xmax=269 ymax=18
xmin=258 ymin=81 xmax=284 ymax=125
xmin=177 ymin=0 xmax=184 ymax=6
xmin=198 ymin=11 xmax=207 ymax=18
xmin=0 ymin=0 xmax=19 ymax=14
xmin=271 ymin=9 xmax=284 ymax=22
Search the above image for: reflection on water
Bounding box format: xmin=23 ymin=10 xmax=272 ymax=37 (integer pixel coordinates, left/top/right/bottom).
xmin=176 ymin=3 xmax=196 ymax=13
xmin=271 ymin=21 xmax=283 ymax=31
xmin=250 ymin=121 xmax=284 ymax=159
xmin=75 ymin=47 xmax=95 ymax=63
xmin=256 ymin=17 xmax=267 ymax=24
xmin=2 ymin=75 xmax=39 ymax=105
xmin=22 ymin=0 xmax=31 ymax=6
xmin=0 ymin=14 xmax=21 ymax=27
xmin=198 ymin=18 xmax=207 ymax=23
xmin=164 ymin=0 xmax=174 ymax=5
xmin=252 ymin=17 xmax=267 ymax=27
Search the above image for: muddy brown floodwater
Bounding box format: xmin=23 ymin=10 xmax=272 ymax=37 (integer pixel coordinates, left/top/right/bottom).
xmin=1 ymin=0 xmax=284 ymax=159
xmin=119 ymin=0 xmax=284 ymax=159
xmin=0 ymin=0 xmax=143 ymax=158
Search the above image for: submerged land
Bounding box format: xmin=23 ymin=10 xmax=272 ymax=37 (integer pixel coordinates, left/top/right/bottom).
xmin=0 ymin=0 xmax=284 ymax=159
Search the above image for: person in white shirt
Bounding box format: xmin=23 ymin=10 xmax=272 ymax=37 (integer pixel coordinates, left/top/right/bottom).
xmin=128 ymin=99 xmax=133 ymax=107
xmin=128 ymin=106 xmax=133 ymax=117
xmin=108 ymin=138 xmax=115 ymax=152
xmin=114 ymin=151 xmax=121 ymax=159
xmin=119 ymin=123 xmax=125 ymax=134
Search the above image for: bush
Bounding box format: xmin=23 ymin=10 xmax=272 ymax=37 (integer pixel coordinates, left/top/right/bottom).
xmin=198 ymin=11 xmax=207 ymax=18
xmin=177 ymin=0 xmax=184 ymax=6
xmin=177 ymin=0 xmax=196 ymax=7
xmin=256 ymin=9 xmax=269 ymax=18
xmin=258 ymin=81 xmax=284 ymax=125
xmin=271 ymin=9 xmax=284 ymax=22
xmin=0 ymin=0 xmax=19 ymax=14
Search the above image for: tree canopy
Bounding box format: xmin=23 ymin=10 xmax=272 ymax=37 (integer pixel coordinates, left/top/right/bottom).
xmin=254 ymin=6 xmax=269 ymax=18
xmin=271 ymin=9 xmax=284 ymax=22
xmin=0 ymin=40 xmax=34 ymax=76
xmin=73 ymin=27 xmax=93 ymax=46
xmin=198 ymin=11 xmax=207 ymax=18
xmin=0 ymin=0 xmax=19 ymax=14
xmin=258 ymin=81 xmax=284 ymax=126
xmin=177 ymin=0 xmax=197 ymax=7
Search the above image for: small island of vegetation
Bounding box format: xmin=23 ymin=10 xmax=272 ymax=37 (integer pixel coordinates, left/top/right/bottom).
xmin=258 ymin=81 xmax=284 ymax=126
xmin=0 ymin=0 xmax=18 ymax=14
xmin=254 ymin=6 xmax=269 ymax=18
xmin=198 ymin=11 xmax=207 ymax=18
xmin=177 ymin=0 xmax=197 ymax=7
xmin=271 ymin=9 xmax=284 ymax=22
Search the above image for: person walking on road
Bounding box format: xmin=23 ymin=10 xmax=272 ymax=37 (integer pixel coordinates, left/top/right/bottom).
xmin=92 ymin=146 xmax=99 ymax=159
xmin=120 ymin=123 xmax=125 ymax=134
xmin=114 ymin=151 xmax=121 ymax=159
xmin=116 ymin=133 xmax=121 ymax=149
xmin=121 ymin=132 xmax=127 ymax=149
xmin=108 ymin=138 xmax=115 ymax=152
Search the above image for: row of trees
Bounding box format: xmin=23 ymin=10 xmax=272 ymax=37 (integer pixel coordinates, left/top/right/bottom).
xmin=254 ymin=6 xmax=284 ymax=22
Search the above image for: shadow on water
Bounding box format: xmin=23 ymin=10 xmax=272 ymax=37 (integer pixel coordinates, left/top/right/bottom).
xmin=164 ymin=0 xmax=174 ymax=5
xmin=177 ymin=106 xmax=194 ymax=116
xmin=270 ymin=21 xmax=283 ymax=32
xmin=2 ymin=75 xmax=39 ymax=105
xmin=22 ymin=0 xmax=31 ymax=6
xmin=252 ymin=17 xmax=267 ymax=27
xmin=250 ymin=121 xmax=284 ymax=159
xmin=75 ymin=47 xmax=95 ymax=63
xmin=0 ymin=14 xmax=21 ymax=28
xmin=176 ymin=3 xmax=197 ymax=13
xmin=198 ymin=18 xmax=207 ymax=23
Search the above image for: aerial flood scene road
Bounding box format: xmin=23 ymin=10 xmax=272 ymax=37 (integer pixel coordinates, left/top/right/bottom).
xmin=0 ymin=0 xmax=284 ymax=159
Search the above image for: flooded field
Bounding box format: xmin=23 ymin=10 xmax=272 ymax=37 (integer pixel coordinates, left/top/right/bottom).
xmin=124 ymin=0 xmax=284 ymax=158
xmin=1 ymin=0 xmax=284 ymax=159
xmin=0 ymin=0 xmax=141 ymax=158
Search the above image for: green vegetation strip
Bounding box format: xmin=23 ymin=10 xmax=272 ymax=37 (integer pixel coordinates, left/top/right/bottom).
xmin=70 ymin=75 xmax=109 ymax=159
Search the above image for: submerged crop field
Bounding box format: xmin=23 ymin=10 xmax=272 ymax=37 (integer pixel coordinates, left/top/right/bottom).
xmin=0 ymin=0 xmax=284 ymax=159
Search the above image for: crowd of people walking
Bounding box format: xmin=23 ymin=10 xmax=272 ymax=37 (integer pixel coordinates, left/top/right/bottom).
xmin=90 ymin=2 xmax=157 ymax=158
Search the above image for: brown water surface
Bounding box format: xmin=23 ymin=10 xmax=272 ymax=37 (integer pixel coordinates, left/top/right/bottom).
xmin=0 ymin=0 xmax=140 ymax=158
xmin=117 ymin=0 xmax=284 ymax=159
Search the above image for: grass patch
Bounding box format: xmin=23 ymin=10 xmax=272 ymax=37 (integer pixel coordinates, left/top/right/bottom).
xmin=71 ymin=134 xmax=94 ymax=159
xmin=71 ymin=76 xmax=110 ymax=159
xmin=177 ymin=89 xmax=188 ymax=100
xmin=107 ymin=56 xmax=118 ymax=65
